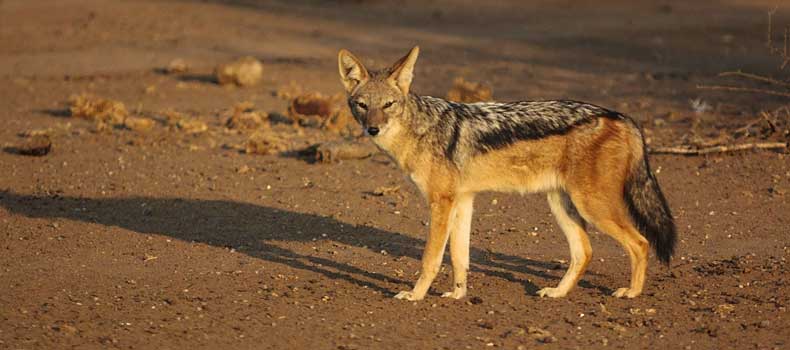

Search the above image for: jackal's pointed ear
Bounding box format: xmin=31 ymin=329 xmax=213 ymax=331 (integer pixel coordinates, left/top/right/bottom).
xmin=338 ymin=49 xmax=369 ymax=93
xmin=387 ymin=46 xmax=420 ymax=95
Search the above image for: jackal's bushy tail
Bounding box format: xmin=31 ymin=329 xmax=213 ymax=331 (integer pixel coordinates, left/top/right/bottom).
xmin=624 ymin=152 xmax=677 ymax=264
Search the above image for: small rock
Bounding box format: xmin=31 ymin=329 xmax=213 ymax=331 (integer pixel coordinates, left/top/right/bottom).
xmin=19 ymin=128 xmax=52 ymax=137
xmin=15 ymin=135 xmax=52 ymax=156
xmin=176 ymin=119 xmax=208 ymax=134
xmin=768 ymin=187 xmax=786 ymax=196
xmin=215 ymin=56 xmax=263 ymax=86
xmin=124 ymin=117 xmax=155 ymax=132
xmin=289 ymin=92 xmax=334 ymax=121
xmin=502 ymin=327 xmax=526 ymax=338
xmin=478 ymin=321 xmax=494 ymax=330
xmin=53 ymin=324 xmax=78 ymax=334
xmin=287 ymin=92 xmax=356 ymax=135
xmin=166 ymin=58 xmax=189 ymax=74
xmin=595 ymin=321 xmax=626 ymax=333
xmin=372 ymin=186 xmax=400 ymax=197
xmin=302 ymin=140 xmax=377 ymax=163
xmin=469 ymin=296 xmax=484 ymax=305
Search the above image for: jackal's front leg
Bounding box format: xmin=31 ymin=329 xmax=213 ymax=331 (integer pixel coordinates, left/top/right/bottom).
xmin=441 ymin=194 xmax=474 ymax=300
xmin=394 ymin=195 xmax=454 ymax=301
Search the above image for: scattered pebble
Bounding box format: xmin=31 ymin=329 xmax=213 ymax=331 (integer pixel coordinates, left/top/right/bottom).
xmin=528 ymin=326 xmax=557 ymax=343
xmin=52 ymin=324 xmax=78 ymax=334
xmin=715 ymin=303 xmax=735 ymax=318
xmin=468 ymin=296 xmax=484 ymax=305
xmin=372 ymin=185 xmax=400 ymax=197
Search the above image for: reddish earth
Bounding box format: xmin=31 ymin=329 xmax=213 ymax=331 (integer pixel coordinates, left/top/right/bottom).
xmin=1 ymin=1 xmax=788 ymax=349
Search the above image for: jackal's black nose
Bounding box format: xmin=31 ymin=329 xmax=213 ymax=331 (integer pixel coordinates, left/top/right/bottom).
xmin=367 ymin=127 xmax=379 ymax=136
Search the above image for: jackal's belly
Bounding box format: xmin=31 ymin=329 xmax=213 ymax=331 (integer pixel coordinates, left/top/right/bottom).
xmin=457 ymin=138 xmax=565 ymax=194
xmin=459 ymin=167 xmax=561 ymax=194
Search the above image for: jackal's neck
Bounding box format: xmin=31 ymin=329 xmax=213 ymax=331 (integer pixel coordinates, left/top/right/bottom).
xmin=405 ymin=93 xmax=447 ymax=135
xmin=370 ymin=94 xmax=444 ymax=173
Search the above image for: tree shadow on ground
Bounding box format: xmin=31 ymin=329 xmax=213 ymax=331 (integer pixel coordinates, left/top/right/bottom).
xmin=0 ymin=191 xmax=607 ymax=296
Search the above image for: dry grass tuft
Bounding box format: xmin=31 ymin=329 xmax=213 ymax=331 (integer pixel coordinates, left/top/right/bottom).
xmin=69 ymin=94 xmax=127 ymax=124
xmin=446 ymin=77 xmax=493 ymax=103
xmin=287 ymin=92 xmax=357 ymax=135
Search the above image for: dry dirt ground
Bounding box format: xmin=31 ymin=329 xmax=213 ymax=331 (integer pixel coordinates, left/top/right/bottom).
xmin=1 ymin=0 xmax=789 ymax=349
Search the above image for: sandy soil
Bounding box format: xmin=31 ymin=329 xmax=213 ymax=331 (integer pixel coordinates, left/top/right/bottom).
xmin=1 ymin=0 xmax=788 ymax=349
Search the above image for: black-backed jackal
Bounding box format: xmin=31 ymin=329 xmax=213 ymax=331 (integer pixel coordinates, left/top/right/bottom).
xmin=337 ymin=46 xmax=676 ymax=300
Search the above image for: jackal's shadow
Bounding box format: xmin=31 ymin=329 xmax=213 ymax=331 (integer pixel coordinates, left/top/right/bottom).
xmin=0 ymin=191 xmax=596 ymax=296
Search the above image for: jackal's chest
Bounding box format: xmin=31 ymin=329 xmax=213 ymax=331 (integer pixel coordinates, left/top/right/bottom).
xmin=406 ymin=171 xmax=430 ymax=197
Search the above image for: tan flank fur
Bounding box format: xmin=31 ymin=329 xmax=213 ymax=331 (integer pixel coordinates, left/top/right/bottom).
xmin=337 ymin=46 xmax=677 ymax=300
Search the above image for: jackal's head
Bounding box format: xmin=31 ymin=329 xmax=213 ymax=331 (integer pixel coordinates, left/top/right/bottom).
xmin=337 ymin=46 xmax=419 ymax=137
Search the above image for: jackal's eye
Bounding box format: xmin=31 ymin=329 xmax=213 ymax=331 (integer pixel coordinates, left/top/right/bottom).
xmin=355 ymin=101 xmax=368 ymax=110
xmin=382 ymin=100 xmax=395 ymax=109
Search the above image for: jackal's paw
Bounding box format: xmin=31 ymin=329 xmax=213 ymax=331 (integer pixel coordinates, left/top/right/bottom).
xmin=441 ymin=289 xmax=467 ymax=300
xmin=394 ymin=290 xmax=422 ymax=301
xmin=536 ymin=287 xmax=568 ymax=298
xmin=612 ymin=288 xmax=641 ymax=298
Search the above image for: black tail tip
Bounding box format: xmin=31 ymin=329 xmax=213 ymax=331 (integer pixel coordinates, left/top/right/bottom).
xmin=654 ymin=228 xmax=676 ymax=266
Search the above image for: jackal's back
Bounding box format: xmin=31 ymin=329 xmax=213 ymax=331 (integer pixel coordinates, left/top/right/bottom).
xmin=409 ymin=95 xmax=629 ymax=165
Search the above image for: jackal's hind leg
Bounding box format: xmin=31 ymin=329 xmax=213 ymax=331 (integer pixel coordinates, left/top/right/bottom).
xmin=599 ymin=219 xmax=648 ymax=299
xmin=569 ymin=192 xmax=649 ymax=299
xmin=537 ymin=191 xmax=591 ymax=298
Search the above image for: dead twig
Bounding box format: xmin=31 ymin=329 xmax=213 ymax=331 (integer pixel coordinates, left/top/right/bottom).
xmin=733 ymin=116 xmax=765 ymax=138
xmin=766 ymin=7 xmax=790 ymax=70
xmin=718 ymin=70 xmax=790 ymax=88
xmin=696 ymin=85 xmax=790 ymax=98
xmin=692 ymin=133 xmax=730 ymax=148
xmin=734 ymin=109 xmax=783 ymax=138
xmin=699 ymin=9 xmax=790 ymax=96
xmin=650 ymin=142 xmax=788 ymax=155
xmin=761 ymin=111 xmax=779 ymax=133
xmin=784 ymin=26 xmax=790 ymax=69
xmin=767 ymin=6 xmax=778 ymax=48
